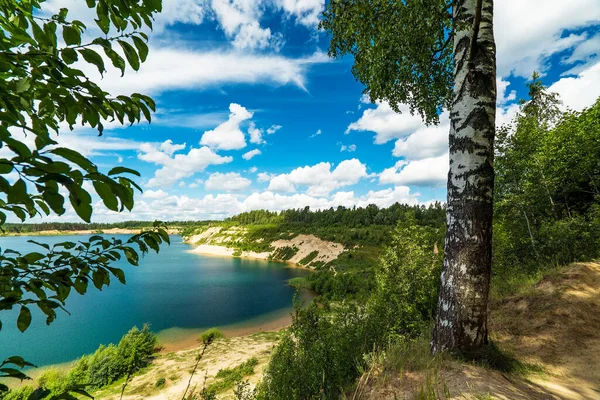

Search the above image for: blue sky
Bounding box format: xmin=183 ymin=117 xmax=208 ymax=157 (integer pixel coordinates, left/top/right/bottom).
xmin=20 ymin=0 xmax=600 ymax=221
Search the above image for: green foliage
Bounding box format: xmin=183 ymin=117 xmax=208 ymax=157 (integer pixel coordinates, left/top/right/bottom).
xmin=298 ymin=251 xmax=318 ymax=266
xmin=208 ymin=358 xmax=258 ymax=393
xmin=320 ymin=0 xmax=453 ymax=124
xmin=199 ymin=328 xmax=224 ymax=346
xmin=369 ymin=216 xmax=444 ymax=338
xmin=269 ymin=246 xmax=297 ymax=261
xmin=67 ymin=324 xmax=158 ymax=389
xmin=1 ymin=325 xmax=158 ymax=398
xmin=155 ymin=377 xmax=166 ymax=388
xmin=258 ymin=302 xmax=380 ymax=400
xmin=494 ymin=76 xmax=600 ymax=292
xmin=0 ymin=0 xmax=159 ymax=226
xmin=0 ymin=0 xmax=168 ymax=394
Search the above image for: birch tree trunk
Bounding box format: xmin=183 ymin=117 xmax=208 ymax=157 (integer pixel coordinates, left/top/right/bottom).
xmin=432 ymin=0 xmax=497 ymax=353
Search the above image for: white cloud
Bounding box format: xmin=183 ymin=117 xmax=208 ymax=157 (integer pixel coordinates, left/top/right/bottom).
xmin=346 ymin=100 xmax=424 ymax=144
xmin=200 ymin=103 xmax=252 ymax=150
xmin=248 ymin=123 xmax=265 ymax=144
xmin=494 ymin=0 xmax=600 ymax=77
xmin=340 ymin=144 xmax=357 ymax=152
xmin=310 ymin=129 xmax=322 ymax=138
xmin=159 ymin=139 xmax=187 ymax=156
xmin=205 ymin=172 xmax=252 ymax=192
xmin=249 ymin=166 xmax=258 ymax=173
xmin=266 ymin=125 xmax=282 ymax=134
xmin=257 ymin=172 xmax=275 ymax=182
xmin=83 ymin=48 xmax=328 ymax=96
xmin=379 ymin=154 xmax=449 ymax=188
xmin=392 ymin=112 xmax=449 ymax=160
xmin=276 ymin=0 xmax=325 ymax=27
xmin=267 ymin=159 xmax=368 ymax=196
xmin=242 ymin=149 xmax=262 ymax=160
xmin=142 ymin=189 xmax=169 ymax=199
xmin=548 ymin=61 xmax=600 ymax=111
xmin=497 ymin=78 xmax=517 ymax=105
xmin=211 ymin=0 xmax=283 ymax=50
xmin=139 ymin=141 xmax=232 ymax=188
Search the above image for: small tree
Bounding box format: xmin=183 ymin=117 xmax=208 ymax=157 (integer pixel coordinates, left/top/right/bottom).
xmin=0 ymin=0 xmax=169 ymax=394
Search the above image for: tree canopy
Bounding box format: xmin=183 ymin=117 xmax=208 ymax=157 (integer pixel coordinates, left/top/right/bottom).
xmin=0 ymin=0 xmax=169 ymax=394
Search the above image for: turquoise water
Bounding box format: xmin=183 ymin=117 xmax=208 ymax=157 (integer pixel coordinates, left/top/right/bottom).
xmin=0 ymin=235 xmax=307 ymax=367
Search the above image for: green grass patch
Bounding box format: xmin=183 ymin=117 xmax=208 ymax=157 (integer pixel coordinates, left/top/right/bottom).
xmin=207 ymin=358 xmax=259 ymax=393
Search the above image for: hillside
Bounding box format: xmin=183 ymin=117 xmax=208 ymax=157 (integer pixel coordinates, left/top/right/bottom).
xmin=181 ymin=205 xmax=446 ymax=301
xmin=357 ymin=262 xmax=600 ymax=400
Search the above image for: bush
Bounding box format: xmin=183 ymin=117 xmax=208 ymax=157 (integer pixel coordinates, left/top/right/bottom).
xmin=156 ymin=377 xmax=166 ymax=388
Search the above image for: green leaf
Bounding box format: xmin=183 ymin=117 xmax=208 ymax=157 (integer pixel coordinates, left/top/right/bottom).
xmin=62 ymin=25 xmax=81 ymax=46
xmin=104 ymin=47 xmax=126 ymax=76
xmin=108 ymin=166 xmax=140 ymax=177
xmin=61 ymin=47 xmax=78 ymax=64
xmin=0 ymin=161 xmax=13 ymax=174
xmin=49 ymin=147 xmax=96 ymax=172
xmin=132 ymin=35 xmax=149 ymax=62
xmin=7 ymin=179 xmax=28 ymax=204
xmin=16 ymin=78 xmax=31 ymax=93
xmin=73 ymin=278 xmax=88 ymax=295
xmin=118 ymin=40 xmax=140 ymax=71
xmin=17 ymin=307 xmax=31 ymax=333
xmin=107 ymin=267 xmax=126 ymax=284
xmin=79 ymin=48 xmax=105 ymax=75
xmin=68 ymin=186 xmax=93 ymax=222
xmin=93 ymin=181 xmax=118 ymax=211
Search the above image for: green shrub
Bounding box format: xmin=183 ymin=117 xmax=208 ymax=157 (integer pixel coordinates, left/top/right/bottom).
xmin=208 ymin=358 xmax=258 ymax=393
xmin=298 ymin=251 xmax=318 ymax=265
xmin=199 ymin=328 xmax=224 ymax=345
xmin=155 ymin=377 xmax=166 ymax=388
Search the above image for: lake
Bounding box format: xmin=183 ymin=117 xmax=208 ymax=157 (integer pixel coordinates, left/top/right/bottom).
xmin=0 ymin=234 xmax=308 ymax=367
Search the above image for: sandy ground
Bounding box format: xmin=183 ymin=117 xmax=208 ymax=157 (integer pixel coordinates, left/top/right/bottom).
xmin=359 ymin=262 xmax=600 ymax=399
xmin=189 ymin=233 xmax=344 ymax=268
xmin=94 ymin=333 xmax=281 ymax=400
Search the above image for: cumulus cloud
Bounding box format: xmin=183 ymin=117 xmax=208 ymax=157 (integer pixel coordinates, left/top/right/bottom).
xmin=267 ymin=159 xmax=368 ymax=196
xmin=248 ymin=123 xmax=281 ymax=144
xmin=82 ymin=184 xmax=421 ymax=223
xmin=379 ymin=155 xmax=449 ymax=188
xmin=275 ymin=0 xmax=325 ymax=27
xmin=392 ymin=112 xmax=449 ymax=160
xmin=346 ymin=100 xmax=424 ymax=144
xmin=494 ymin=0 xmax=600 ymax=77
xmin=242 ymin=149 xmax=262 ymax=160
xmin=205 ymin=172 xmax=252 ymax=192
xmin=200 ymin=103 xmax=252 ymax=150
xmin=138 ymin=141 xmax=232 ymax=188
xmin=548 ymin=61 xmax=600 ymax=112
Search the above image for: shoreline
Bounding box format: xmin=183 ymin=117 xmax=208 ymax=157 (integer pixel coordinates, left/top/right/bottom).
xmin=187 ymin=243 xmax=314 ymax=271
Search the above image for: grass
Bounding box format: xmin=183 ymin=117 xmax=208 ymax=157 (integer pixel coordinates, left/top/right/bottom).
xmin=207 ymin=357 xmax=259 ymax=393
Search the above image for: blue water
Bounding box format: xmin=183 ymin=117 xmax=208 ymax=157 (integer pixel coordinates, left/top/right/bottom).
xmin=0 ymin=235 xmax=307 ymax=367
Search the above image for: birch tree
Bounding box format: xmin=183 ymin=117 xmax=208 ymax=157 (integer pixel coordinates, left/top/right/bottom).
xmin=321 ymin=0 xmax=497 ymax=352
